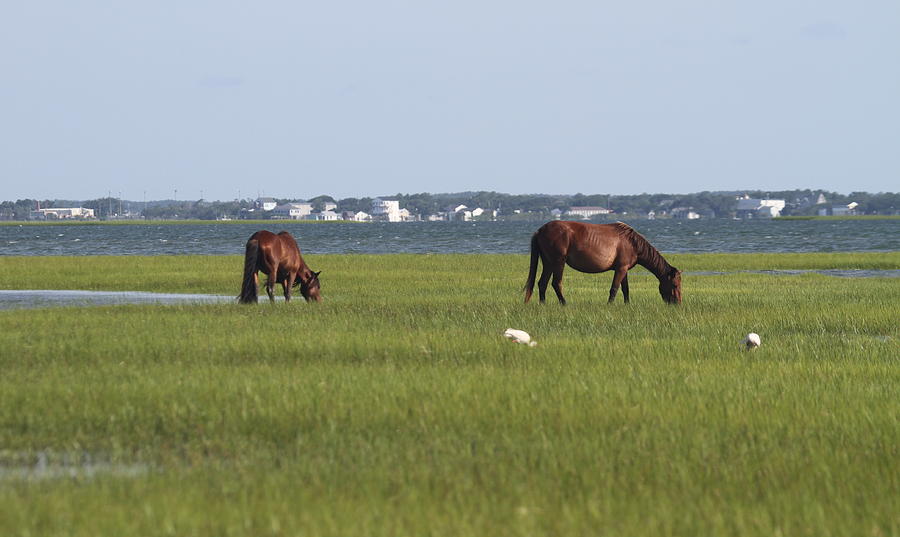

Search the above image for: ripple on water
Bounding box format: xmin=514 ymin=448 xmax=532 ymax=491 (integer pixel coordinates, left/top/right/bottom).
xmin=1 ymin=219 xmax=899 ymax=255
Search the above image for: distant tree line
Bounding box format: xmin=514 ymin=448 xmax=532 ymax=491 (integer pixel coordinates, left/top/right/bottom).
xmin=2 ymin=189 xmax=898 ymax=221
xmin=364 ymin=190 xmax=900 ymax=219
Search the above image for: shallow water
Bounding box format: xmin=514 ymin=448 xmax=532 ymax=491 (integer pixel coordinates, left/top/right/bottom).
xmin=0 ymin=289 xmax=235 ymax=310
xmin=1 ymin=219 xmax=898 ymax=256
xmin=0 ymin=451 xmax=149 ymax=482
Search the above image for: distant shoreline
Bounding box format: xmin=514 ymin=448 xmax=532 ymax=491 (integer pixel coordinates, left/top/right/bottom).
xmin=0 ymin=219 xmax=364 ymax=227
xmin=774 ymin=215 xmax=900 ymax=221
xmin=4 ymin=214 xmax=900 ymax=226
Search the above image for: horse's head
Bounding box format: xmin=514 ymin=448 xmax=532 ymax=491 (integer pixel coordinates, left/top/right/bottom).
xmin=658 ymin=268 xmax=682 ymax=305
xmin=296 ymin=270 xmax=322 ymax=302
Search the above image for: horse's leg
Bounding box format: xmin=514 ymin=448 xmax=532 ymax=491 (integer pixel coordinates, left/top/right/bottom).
xmin=283 ymin=273 xmax=295 ymax=302
xmin=551 ymin=263 xmax=566 ymax=305
xmin=537 ymin=265 xmax=552 ymax=303
xmin=621 ymin=274 xmax=630 ymax=304
xmin=608 ymin=268 xmax=628 ymax=303
xmin=265 ymin=269 xmax=277 ymax=303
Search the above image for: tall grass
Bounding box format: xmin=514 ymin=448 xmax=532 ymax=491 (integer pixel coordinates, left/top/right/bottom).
xmin=0 ymin=251 xmax=897 ymax=294
xmin=0 ymin=254 xmax=897 ymax=536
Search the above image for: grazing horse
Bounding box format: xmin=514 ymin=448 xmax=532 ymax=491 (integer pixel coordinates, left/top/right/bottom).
xmin=524 ymin=221 xmax=681 ymax=305
xmin=238 ymin=230 xmax=321 ymax=304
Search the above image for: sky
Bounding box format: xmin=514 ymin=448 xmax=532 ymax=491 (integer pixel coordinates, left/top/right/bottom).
xmin=2 ymin=1 xmax=898 ymax=202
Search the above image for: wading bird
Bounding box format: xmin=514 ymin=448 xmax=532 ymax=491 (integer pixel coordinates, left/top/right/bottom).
xmin=743 ymin=333 xmax=761 ymax=350
xmin=504 ymin=328 xmax=537 ymax=347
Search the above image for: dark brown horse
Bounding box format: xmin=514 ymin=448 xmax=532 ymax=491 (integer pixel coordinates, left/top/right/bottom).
xmin=524 ymin=221 xmax=681 ymax=305
xmin=238 ymin=230 xmax=321 ymax=304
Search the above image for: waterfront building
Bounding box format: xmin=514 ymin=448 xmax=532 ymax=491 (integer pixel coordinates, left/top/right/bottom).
xmin=255 ymin=197 xmax=277 ymax=211
xmin=30 ymin=207 xmax=96 ymax=220
xmin=371 ymin=199 xmax=401 ymax=222
xmin=565 ymin=206 xmax=611 ymax=219
xmin=735 ymin=195 xmax=786 ymax=218
xmin=271 ymin=202 xmax=313 ymax=219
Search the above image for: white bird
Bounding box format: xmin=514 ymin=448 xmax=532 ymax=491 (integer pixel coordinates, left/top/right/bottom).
xmin=743 ymin=332 xmax=761 ymax=350
xmin=504 ymin=328 xmax=537 ymax=347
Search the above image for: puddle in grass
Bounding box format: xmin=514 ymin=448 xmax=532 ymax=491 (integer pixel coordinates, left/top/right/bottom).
xmin=0 ymin=289 xmax=239 ymax=310
xmin=0 ymin=451 xmax=150 ymax=482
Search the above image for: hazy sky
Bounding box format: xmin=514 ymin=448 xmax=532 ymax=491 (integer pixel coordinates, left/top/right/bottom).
xmin=2 ymin=1 xmax=898 ymax=201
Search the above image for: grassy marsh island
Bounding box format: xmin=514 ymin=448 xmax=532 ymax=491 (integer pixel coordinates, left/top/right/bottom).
xmin=1 ymin=253 xmax=898 ymax=536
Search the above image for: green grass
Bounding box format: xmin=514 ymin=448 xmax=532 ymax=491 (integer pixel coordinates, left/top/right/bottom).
xmin=0 ymin=253 xmax=898 ymax=536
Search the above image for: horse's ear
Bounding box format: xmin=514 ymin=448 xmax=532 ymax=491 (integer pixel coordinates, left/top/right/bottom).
xmin=314 ymin=271 xmax=321 ymax=278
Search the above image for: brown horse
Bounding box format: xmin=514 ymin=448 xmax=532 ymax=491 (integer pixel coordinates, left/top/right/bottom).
xmin=524 ymin=221 xmax=681 ymax=305
xmin=238 ymin=230 xmax=321 ymax=304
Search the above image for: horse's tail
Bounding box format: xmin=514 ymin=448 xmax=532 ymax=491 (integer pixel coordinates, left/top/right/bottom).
xmin=238 ymin=239 xmax=260 ymax=304
xmin=524 ymin=233 xmax=540 ymax=303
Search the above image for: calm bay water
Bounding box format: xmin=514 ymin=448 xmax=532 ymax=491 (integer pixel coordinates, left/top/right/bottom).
xmin=1 ymin=219 xmax=898 ymax=256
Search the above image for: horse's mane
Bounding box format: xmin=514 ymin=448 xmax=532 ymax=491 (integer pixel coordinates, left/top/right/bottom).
xmin=611 ymin=222 xmax=674 ymax=276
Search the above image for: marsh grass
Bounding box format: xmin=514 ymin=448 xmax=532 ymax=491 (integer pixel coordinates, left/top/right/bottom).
xmin=0 ymin=254 xmax=898 ymax=536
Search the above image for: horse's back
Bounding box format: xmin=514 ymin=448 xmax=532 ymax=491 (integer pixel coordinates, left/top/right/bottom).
xmin=248 ymin=229 xmax=278 ymax=245
xmin=248 ymin=230 xmax=298 ymax=251
xmin=246 ymin=230 xmax=302 ymax=273
xmin=536 ymin=220 xmax=632 ymax=272
xmin=537 ymin=220 xmax=623 ymax=248
xmin=276 ymin=231 xmax=301 ymax=250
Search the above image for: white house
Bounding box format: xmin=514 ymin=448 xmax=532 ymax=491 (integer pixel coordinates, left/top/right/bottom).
xmin=371 ymin=198 xmax=402 ymax=222
xmin=255 ymin=197 xmax=277 ymax=211
xmin=735 ymin=196 xmax=786 ymax=218
xmin=819 ymin=202 xmax=859 ymax=216
xmin=343 ymin=211 xmax=370 ymax=222
xmin=671 ymin=207 xmax=701 ymax=220
xmin=272 ymin=202 xmax=313 ymax=219
xmin=565 ymin=206 xmax=611 ymax=219
xmin=307 ymin=210 xmax=341 ymax=221
xmin=443 ymin=204 xmax=467 ymax=221
xmin=447 ymin=205 xmax=489 ymax=221
xmin=30 ymin=207 xmax=95 ymax=220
